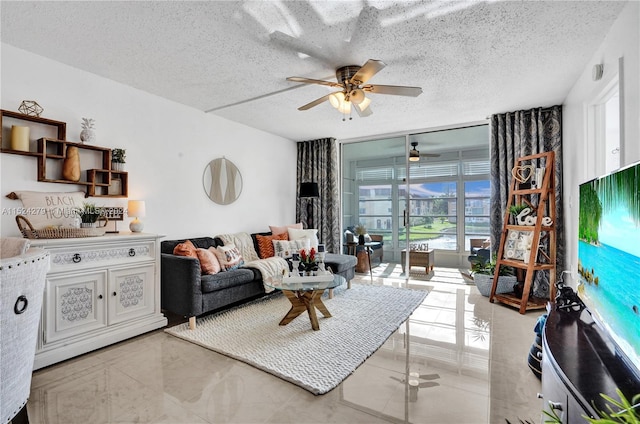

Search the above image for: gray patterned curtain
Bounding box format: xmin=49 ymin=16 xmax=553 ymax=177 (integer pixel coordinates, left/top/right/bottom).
xmin=490 ymin=105 xmax=564 ymax=298
xmin=296 ymin=138 xmax=340 ymax=253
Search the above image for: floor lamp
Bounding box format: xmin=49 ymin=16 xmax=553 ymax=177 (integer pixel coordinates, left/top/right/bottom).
xmin=299 ymin=182 xmax=319 ymax=229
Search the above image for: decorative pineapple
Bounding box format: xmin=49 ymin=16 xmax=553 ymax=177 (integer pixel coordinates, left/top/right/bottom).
xmin=80 ymin=118 xmax=96 ymax=143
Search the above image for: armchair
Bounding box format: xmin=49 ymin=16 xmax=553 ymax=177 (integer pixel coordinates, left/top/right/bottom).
xmin=1 ymin=240 xmax=50 ymax=424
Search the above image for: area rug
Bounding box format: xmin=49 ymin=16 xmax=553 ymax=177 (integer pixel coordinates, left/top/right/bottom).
xmin=165 ymin=283 xmax=428 ymax=395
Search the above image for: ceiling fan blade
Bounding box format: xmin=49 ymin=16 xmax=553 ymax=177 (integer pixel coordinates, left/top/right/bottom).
xmin=350 ymin=59 xmax=386 ymax=85
xmin=269 ymin=31 xmax=334 ymax=64
xmin=364 ymin=84 xmax=423 ymax=97
xmin=287 ymin=76 xmax=341 ymax=88
xmin=421 ymin=153 xmax=440 ymax=157
xmin=354 ymin=102 xmax=373 ymax=117
xmin=298 ymin=93 xmax=332 ymax=110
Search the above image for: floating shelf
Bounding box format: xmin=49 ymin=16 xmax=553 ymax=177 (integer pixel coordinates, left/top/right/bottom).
xmin=0 ymin=110 xmax=129 ymax=198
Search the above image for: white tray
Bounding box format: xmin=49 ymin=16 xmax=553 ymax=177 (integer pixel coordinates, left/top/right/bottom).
xmin=282 ymin=274 xmax=334 ymax=283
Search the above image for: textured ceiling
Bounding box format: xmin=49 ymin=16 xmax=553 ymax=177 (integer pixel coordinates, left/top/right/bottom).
xmin=0 ymin=1 xmax=626 ymax=144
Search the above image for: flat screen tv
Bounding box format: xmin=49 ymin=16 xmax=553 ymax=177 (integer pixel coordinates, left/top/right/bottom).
xmin=578 ymin=160 xmax=640 ymax=374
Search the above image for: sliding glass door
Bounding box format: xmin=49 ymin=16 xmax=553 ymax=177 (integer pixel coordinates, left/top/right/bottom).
xmin=341 ymin=125 xmax=490 ymax=269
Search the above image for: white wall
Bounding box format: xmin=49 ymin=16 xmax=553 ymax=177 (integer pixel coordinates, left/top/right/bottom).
xmin=562 ymin=1 xmax=640 ymax=285
xmin=1 ymin=44 xmax=298 ymax=240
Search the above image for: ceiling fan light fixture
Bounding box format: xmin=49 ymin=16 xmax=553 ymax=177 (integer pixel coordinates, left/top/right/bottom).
xmin=337 ymin=99 xmax=352 ymax=114
xmin=409 ymin=146 xmax=420 ymax=162
xmin=329 ymin=92 xmax=345 ymax=109
xmin=356 ymin=96 xmax=371 ymax=111
xmin=349 ymin=88 xmax=365 ymax=105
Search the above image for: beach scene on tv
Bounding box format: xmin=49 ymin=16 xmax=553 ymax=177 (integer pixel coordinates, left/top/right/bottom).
xmin=578 ymin=162 xmax=640 ymax=371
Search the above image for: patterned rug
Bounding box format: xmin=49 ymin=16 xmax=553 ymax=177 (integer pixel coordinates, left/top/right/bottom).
xmin=165 ymin=283 xmax=428 ymax=395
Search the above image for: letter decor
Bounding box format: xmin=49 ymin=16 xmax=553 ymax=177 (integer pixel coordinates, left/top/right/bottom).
xmin=516 ymin=208 xmax=553 ymax=226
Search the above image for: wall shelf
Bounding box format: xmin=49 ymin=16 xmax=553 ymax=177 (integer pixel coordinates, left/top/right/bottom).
xmin=0 ymin=109 xmax=128 ymax=198
xmin=1 ymin=109 xmax=66 ymax=154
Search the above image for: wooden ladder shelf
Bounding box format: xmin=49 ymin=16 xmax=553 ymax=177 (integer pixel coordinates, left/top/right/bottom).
xmin=490 ymin=151 xmax=557 ymax=314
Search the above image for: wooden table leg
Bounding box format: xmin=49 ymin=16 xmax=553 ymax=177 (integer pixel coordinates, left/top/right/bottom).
xmin=280 ymin=289 xmax=332 ymax=331
xmin=279 ymin=290 xmax=308 ymax=326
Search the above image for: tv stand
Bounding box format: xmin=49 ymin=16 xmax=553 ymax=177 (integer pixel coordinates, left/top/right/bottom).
xmin=542 ymin=306 xmax=640 ymax=422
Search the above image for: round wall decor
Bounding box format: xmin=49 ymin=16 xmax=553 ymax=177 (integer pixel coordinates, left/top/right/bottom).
xmin=202 ymin=157 xmax=243 ymax=205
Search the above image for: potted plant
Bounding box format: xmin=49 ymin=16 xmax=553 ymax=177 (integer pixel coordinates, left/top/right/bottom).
xmin=354 ymin=224 xmax=367 ymax=245
xmin=111 ymin=148 xmax=126 ymax=171
xmin=471 ymin=255 xmax=517 ymax=297
xmin=299 ymin=247 xmax=318 ymax=275
xmin=508 ymin=203 xmax=529 ymax=224
xmin=76 ymin=202 xmax=106 ymax=228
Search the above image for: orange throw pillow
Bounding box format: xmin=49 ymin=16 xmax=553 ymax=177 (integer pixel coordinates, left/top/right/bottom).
xmin=256 ymin=232 xmax=289 ymax=259
xmin=173 ymin=240 xmax=198 ymax=259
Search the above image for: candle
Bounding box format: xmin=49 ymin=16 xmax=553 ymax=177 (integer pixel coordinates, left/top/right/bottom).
xmin=10 ymin=125 xmax=30 ymax=151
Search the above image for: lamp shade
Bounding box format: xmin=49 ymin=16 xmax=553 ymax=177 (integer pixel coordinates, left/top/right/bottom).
xmin=127 ymin=200 xmax=146 ymax=218
xmin=299 ymin=182 xmax=319 ymax=198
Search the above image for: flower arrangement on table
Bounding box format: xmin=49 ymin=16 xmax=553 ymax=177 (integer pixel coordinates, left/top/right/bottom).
xmin=299 ymin=247 xmax=318 ymax=273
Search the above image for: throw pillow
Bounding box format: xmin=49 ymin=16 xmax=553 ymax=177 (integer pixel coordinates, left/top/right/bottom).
xmin=288 ymin=228 xmax=319 ymax=250
xmin=256 ymin=232 xmax=288 ymax=259
xmin=213 ymin=243 xmax=244 ymax=271
xmin=10 ymin=190 xmax=87 ymax=229
xmin=269 ymin=222 xmax=303 ymax=235
xmin=196 ymin=248 xmax=221 ymax=275
xmin=173 ymin=240 xmax=198 ymax=259
xmin=272 ymin=238 xmax=311 ymax=259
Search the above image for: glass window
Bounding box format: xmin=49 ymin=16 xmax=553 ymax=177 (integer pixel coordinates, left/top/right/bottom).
xmin=400 ymin=181 xmax=458 ymax=251
xmin=464 ymin=180 xmax=490 ymax=250
xmin=358 ymin=185 xmax=393 ymax=232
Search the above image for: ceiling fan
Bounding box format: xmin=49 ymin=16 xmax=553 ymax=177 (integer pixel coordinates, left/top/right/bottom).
xmin=409 ymin=141 xmax=440 ymax=161
xmin=286 ymin=59 xmax=422 ymax=119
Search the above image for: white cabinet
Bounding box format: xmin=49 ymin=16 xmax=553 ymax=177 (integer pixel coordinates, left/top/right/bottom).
xmin=31 ymin=233 xmax=167 ymax=369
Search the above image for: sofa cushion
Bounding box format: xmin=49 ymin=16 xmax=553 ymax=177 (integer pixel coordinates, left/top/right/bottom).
xmin=324 ymin=252 xmax=357 ymax=273
xmin=162 ymin=237 xmax=219 ymax=254
xmin=269 ymin=222 xmax=303 ymax=235
xmin=288 ymin=228 xmax=319 ymax=250
xmin=273 ymin=238 xmax=311 ymax=259
xmin=196 ymin=247 xmax=221 ymax=275
xmin=255 ymin=232 xmax=288 ymax=259
xmin=213 ymin=244 xmax=244 ymax=271
xmin=200 ymin=268 xmax=256 ymax=293
xmin=173 ymin=240 xmax=198 ymax=259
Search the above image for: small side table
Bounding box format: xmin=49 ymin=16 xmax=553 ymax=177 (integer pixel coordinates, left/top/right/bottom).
xmin=401 ymin=249 xmax=435 ymax=274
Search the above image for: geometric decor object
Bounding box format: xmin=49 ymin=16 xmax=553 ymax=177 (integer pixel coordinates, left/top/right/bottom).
xmin=18 ymin=100 xmax=44 ymax=117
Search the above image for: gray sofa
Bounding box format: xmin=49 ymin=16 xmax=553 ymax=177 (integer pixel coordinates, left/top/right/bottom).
xmin=161 ymin=235 xmax=356 ymax=329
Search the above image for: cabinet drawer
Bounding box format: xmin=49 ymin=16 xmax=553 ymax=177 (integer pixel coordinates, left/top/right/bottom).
xmin=48 ymin=241 xmax=155 ymax=272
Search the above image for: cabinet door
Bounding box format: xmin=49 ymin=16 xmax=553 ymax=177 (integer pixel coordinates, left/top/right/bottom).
xmin=541 ymin=354 xmax=570 ymax=423
xmin=45 ymin=271 xmax=107 ymax=343
xmin=108 ymin=264 xmax=155 ymax=325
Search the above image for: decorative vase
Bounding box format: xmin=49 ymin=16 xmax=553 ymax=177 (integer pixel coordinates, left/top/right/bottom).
xmin=111 ymin=161 xmax=124 ymax=171
xmin=62 ymin=146 xmax=81 ymax=181
xmin=358 ymin=234 xmax=365 ymax=245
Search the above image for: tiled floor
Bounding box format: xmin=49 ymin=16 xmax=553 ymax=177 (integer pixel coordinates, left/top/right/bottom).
xmin=27 ymin=265 xmax=546 ymax=423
